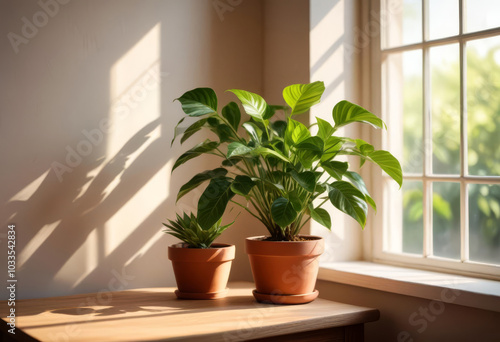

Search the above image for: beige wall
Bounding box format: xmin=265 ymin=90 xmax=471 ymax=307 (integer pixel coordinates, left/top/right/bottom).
xmin=0 ymin=0 xmax=268 ymax=300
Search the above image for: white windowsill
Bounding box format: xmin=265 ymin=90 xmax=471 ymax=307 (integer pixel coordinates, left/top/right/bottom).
xmin=318 ymin=261 xmax=500 ymax=313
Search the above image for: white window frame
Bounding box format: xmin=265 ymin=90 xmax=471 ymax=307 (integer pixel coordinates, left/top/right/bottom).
xmin=368 ymin=0 xmax=500 ymax=280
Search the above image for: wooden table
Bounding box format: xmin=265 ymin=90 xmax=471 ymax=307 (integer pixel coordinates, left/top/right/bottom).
xmin=1 ymin=282 xmax=379 ymax=341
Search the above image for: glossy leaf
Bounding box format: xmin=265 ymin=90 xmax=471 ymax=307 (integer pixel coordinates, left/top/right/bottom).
xmin=321 ymin=161 xmax=348 ymax=180
xmin=176 ymin=88 xmax=217 ymax=117
xmin=288 ymin=189 xmax=305 ymax=211
xmin=321 ymin=136 xmax=343 ymax=162
xmin=296 ymin=136 xmax=324 ymax=168
xmin=290 ymin=170 xmax=316 ymax=192
xmin=228 ymin=89 xmax=271 ymax=122
xmin=222 ymin=102 xmax=241 ymax=130
xmin=283 ymin=81 xmax=325 ymax=115
xmin=344 ymin=171 xmax=376 ymax=211
xmin=252 ymin=146 xmax=289 ymax=162
xmin=181 ymin=118 xmax=207 ymax=144
xmin=316 ymin=117 xmax=335 ymax=140
xmin=231 ymin=175 xmax=256 ymax=196
xmin=177 ymin=168 xmax=228 ymax=202
xmin=369 ymin=150 xmax=403 ymax=187
xmin=171 ymin=117 xmax=186 ymax=146
xmin=172 ymin=140 xmax=219 ymax=172
xmin=332 ymin=100 xmax=386 ymax=129
xmin=309 ymin=205 xmax=332 ymax=229
xmin=328 ymin=181 xmax=368 ymax=228
xmin=197 ymin=177 xmax=235 ymax=230
xmin=243 ymin=122 xmax=263 ymax=144
xmin=271 ymin=197 xmax=298 ymax=228
xmin=227 ymin=142 xmax=253 ymax=158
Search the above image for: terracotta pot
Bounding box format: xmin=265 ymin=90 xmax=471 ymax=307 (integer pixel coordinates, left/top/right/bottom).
xmin=168 ymin=243 xmax=235 ymax=299
xmin=246 ymin=235 xmax=324 ymax=304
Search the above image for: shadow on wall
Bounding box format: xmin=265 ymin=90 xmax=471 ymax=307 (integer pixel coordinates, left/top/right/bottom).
xmin=1 ymin=0 xmax=261 ymax=299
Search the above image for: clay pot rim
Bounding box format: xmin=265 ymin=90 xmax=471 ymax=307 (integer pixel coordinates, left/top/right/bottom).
xmin=245 ymin=235 xmax=324 ymax=256
xmin=246 ymin=235 xmax=323 ymax=243
xmin=168 ymin=243 xmax=235 ymax=262
xmin=169 ymin=242 xmax=234 ymax=249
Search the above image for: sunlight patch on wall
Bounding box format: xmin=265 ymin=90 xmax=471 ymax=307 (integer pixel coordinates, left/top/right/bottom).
xmin=53 ymin=227 xmax=100 ymax=288
xmin=8 ymin=169 xmax=49 ymax=202
xmin=18 ymin=220 xmax=60 ymax=267
xmin=109 ymin=23 xmax=161 ymax=158
xmin=105 ymin=161 xmax=170 ymax=256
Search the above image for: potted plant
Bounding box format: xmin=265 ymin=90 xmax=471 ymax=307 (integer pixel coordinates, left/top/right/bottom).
xmin=171 ymin=81 xmax=402 ymax=304
xmin=163 ymin=212 xmax=235 ymax=299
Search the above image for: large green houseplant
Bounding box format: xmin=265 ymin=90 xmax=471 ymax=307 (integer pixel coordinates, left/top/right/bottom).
xmin=171 ymin=81 xmax=402 ymax=303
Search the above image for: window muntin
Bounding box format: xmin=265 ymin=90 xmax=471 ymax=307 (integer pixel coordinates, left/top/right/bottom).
xmin=378 ymin=0 xmax=500 ymax=277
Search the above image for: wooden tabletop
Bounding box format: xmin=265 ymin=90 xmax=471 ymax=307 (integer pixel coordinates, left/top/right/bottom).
xmin=1 ymin=282 xmax=379 ymax=342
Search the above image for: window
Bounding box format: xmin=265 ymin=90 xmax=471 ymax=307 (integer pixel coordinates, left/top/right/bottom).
xmin=372 ymin=0 xmax=500 ymax=278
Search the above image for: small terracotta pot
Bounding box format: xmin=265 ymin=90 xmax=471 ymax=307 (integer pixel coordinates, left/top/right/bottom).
xmin=168 ymin=243 xmax=235 ymax=299
xmin=246 ymin=235 xmax=324 ymax=304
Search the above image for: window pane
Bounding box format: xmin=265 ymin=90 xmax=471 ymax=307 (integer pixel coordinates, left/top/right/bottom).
xmin=432 ymin=182 xmax=460 ymax=259
xmin=466 ymin=0 xmax=500 ymax=33
xmin=403 ymin=181 xmax=423 ymax=254
xmin=429 ymin=0 xmax=458 ymax=40
xmin=382 ymin=0 xmax=422 ymax=48
xmin=384 ymin=51 xmax=423 ymax=174
xmin=430 ymin=44 xmax=460 ymax=175
xmin=467 ymin=36 xmax=500 ymax=176
xmin=469 ymin=184 xmax=500 ymax=264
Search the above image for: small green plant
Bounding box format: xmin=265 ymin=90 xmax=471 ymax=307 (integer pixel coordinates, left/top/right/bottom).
xmin=171 ymin=81 xmax=402 ymax=241
xmin=162 ymin=213 xmax=234 ymax=248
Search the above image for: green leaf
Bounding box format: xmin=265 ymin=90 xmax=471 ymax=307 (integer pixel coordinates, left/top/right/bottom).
xmin=288 ymin=189 xmax=305 ymax=211
xmin=228 ymin=89 xmax=270 ymax=122
xmin=271 ymin=197 xmax=298 ymax=228
xmin=290 ymin=170 xmax=316 ymax=192
xmin=316 ymin=117 xmax=335 ymax=140
xmin=172 ymin=140 xmax=219 ymax=172
xmin=222 ymin=102 xmax=241 ymax=130
xmin=171 ymin=117 xmax=186 ymax=146
xmin=252 ymin=146 xmax=289 ymax=162
xmin=227 ymin=142 xmax=253 ymax=158
xmin=332 ymin=100 xmax=386 ymax=129
xmin=321 ymin=161 xmax=348 ymax=180
xmin=368 ymin=150 xmax=403 ymax=187
xmin=177 ymin=168 xmax=228 ymax=202
xmin=291 ymin=119 xmax=311 ymax=144
xmin=344 ymin=171 xmax=376 ymax=211
xmin=295 ymin=136 xmax=324 ymax=168
xmin=328 ymin=181 xmax=368 ymax=228
xmin=355 ymin=139 xmax=375 ymax=155
xmin=212 ymin=123 xmax=233 ymax=143
xmin=175 ymin=88 xmax=218 ymax=117
xmin=309 ymin=205 xmax=332 ymax=229
xmin=231 ymin=175 xmax=256 ymax=196
xmin=321 ymin=136 xmax=343 ymax=162
xmin=283 ymin=81 xmax=325 ymax=115
xmin=243 ymin=122 xmax=263 ymax=144
xmin=197 ymin=177 xmax=235 ymax=230
xmin=271 ymin=120 xmax=287 ymax=138
xmin=180 ymin=118 xmax=207 ymax=144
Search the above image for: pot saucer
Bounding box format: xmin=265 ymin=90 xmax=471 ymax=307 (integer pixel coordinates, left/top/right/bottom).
xmin=175 ymin=288 xmax=228 ymax=300
xmin=252 ymin=289 xmax=319 ymax=305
